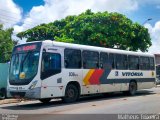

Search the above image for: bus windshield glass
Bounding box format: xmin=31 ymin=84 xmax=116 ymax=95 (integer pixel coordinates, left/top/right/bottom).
xmin=9 ymin=42 xmax=41 ymax=85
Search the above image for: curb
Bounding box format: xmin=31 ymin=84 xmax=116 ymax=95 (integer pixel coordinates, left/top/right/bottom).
xmin=0 ymin=99 xmax=22 ymax=105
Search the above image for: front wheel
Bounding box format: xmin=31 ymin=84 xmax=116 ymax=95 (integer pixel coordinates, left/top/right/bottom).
xmin=39 ymin=98 xmax=51 ymax=103
xmin=63 ymin=84 xmax=79 ymax=103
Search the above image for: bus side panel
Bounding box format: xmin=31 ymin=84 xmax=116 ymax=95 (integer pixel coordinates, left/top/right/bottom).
xmin=82 ymin=69 xmax=122 ymax=94
xmin=82 ymin=85 xmax=100 ymax=95
xmin=41 ymin=69 xmax=83 ymax=98
xmin=62 ymin=69 xmax=83 ymax=94
xmin=41 ymin=72 xmax=64 ymax=98
xmin=81 ymin=69 xmax=156 ymax=95
xmin=41 ymin=86 xmax=64 ymax=98
xmin=82 ymin=69 xmax=100 ymax=94
xmin=100 ymin=84 xmax=121 ymax=93
xmin=137 ymin=81 xmax=156 ymax=90
xmin=120 ymin=83 xmax=129 ymax=91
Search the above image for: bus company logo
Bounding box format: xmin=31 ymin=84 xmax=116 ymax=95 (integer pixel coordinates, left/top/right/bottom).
xmin=122 ymin=72 xmax=143 ymax=76
xmin=115 ymin=71 xmax=119 ymax=76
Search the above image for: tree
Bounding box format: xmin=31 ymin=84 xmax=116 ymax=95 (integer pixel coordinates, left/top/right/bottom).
xmin=17 ymin=10 xmax=151 ymax=52
xmin=0 ymin=24 xmax=14 ymax=62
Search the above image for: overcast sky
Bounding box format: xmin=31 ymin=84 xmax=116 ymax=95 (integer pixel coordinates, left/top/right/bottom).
xmin=0 ymin=0 xmax=160 ymax=53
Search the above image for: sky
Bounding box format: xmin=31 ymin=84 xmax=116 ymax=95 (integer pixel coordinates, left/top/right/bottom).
xmin=0 ymin=0 xmax=160 ymax=53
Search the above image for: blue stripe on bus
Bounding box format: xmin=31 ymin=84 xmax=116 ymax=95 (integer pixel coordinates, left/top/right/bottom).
xmin=99 ymin=69 xmax=155 ymax=84
xmin=101 ymin=78 xmax=155 ymax=84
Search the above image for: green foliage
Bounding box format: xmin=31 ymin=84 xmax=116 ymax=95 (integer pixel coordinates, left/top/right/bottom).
xmin=0 ymin=24 xmax=14 ymax=62
xmin=17 ymin=10 xmax=151 ymax=52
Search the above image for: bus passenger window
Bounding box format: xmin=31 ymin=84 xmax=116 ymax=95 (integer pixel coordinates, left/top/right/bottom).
xmin=64 ymin=49 xmax=81 ymax=69
xmin=108 ymin=53 xmax=115 ymax=69
xmin=140 ymin=57 xmax=150 ymax=70
xmin=150 ymin=57 xmax=155 ymax=70
xmin=41 ymin=53 xmax=61 ymax=80
xmin=128 ymin=55 xmax=139 ymax=70
xmin=100 ymin=52 xmax=108 ymax=69
xmin=115 ymin=54 xmax=128 ymax=70
xmin=82 ymin=51 xmax=99 ymax=69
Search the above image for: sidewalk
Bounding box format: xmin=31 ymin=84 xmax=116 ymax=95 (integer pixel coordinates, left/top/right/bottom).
xmin=0 ymin=98 xmax=28 ymax=105
xmin=0 ymin=99 xmax=20 ymax=105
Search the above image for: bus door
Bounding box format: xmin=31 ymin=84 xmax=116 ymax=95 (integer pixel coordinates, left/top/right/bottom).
xmin=41 ymin=46 xmax=63 ymax=98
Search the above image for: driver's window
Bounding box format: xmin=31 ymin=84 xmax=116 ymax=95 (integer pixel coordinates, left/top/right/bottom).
xmin=41 ymin=52 xmax=61 ymax=80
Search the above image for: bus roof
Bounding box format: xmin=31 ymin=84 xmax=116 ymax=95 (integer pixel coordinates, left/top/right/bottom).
xmin=24 ymin=40 xmax=154 ymax=57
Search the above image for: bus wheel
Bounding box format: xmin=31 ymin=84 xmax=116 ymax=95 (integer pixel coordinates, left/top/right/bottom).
xmin=0 ymin=93 xmax=5 ymax=99
xmin=0 ymin=88 xmax=7 ymax=99
xmin=39 ymin=98 xmax=51 ymax=103
xmin=63 ymin=84 xmax=79 ymax=103
xmin=128 ymin=81 xmax=137 ymax=96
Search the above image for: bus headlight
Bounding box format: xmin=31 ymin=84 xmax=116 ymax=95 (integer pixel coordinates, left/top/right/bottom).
xmin=29 ymin=80 xmax=38 ymax=90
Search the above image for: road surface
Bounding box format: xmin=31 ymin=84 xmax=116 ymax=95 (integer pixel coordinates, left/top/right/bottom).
xmin=0 ymin=87 xmax=160 ymax=120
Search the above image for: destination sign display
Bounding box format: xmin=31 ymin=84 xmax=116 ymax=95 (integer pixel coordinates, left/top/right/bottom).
xmin=13 ymin=42 xmax=42 ymax=53
xmin=16 ymin=45 xmax=36 ymax=52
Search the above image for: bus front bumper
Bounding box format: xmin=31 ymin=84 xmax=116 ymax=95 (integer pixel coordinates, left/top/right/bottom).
xmin=9 ymin=87 xmax=41 ymax=99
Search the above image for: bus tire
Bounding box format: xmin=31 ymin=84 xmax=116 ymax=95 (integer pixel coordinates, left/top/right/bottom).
xmin=128 ymin=81 xmax=137 ymax=96
xmin=0 ymin=88 xmax=7 ymax=99
xmin=39 ymin=98 xmax=51 ymax=103
xmin=63 ymin=84 xmax=79 ymax=103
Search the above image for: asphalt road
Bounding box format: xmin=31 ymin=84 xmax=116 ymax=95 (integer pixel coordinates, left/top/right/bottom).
xmin=0 ymin=87 xmax=160 ymax=120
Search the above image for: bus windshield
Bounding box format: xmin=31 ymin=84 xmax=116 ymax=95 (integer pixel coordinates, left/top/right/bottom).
xmin=9 ymin=43 xmax=41 ymax=85
xmin=9 ymin=52 xmax=40 ymax=85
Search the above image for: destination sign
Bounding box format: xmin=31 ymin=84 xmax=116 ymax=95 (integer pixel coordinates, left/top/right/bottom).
xmin=13 ymin=42 xmax=42 ymax=53
xmin=16 ymin=45 xmax=36 ymax=52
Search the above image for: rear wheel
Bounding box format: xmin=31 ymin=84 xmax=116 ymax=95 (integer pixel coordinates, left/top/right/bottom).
xmin=39 ymin=98 xmax=51 ymax=103
xmin=63 ymin=84 xmax=79 ymax=103
xmin=128 ymin=81 xmax=137 ymax=96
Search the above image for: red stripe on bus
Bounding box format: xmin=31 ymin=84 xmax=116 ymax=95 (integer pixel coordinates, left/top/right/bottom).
xmin=89 ymin=69 xmax=104 ymax=84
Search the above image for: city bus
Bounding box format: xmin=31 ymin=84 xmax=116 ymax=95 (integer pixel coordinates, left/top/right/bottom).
xmin=8 ymin=40 xmax=156 ymax=103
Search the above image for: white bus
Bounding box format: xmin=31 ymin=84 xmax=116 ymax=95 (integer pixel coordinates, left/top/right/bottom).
xmin=8 ymin=40 xmax=156 ymax=103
